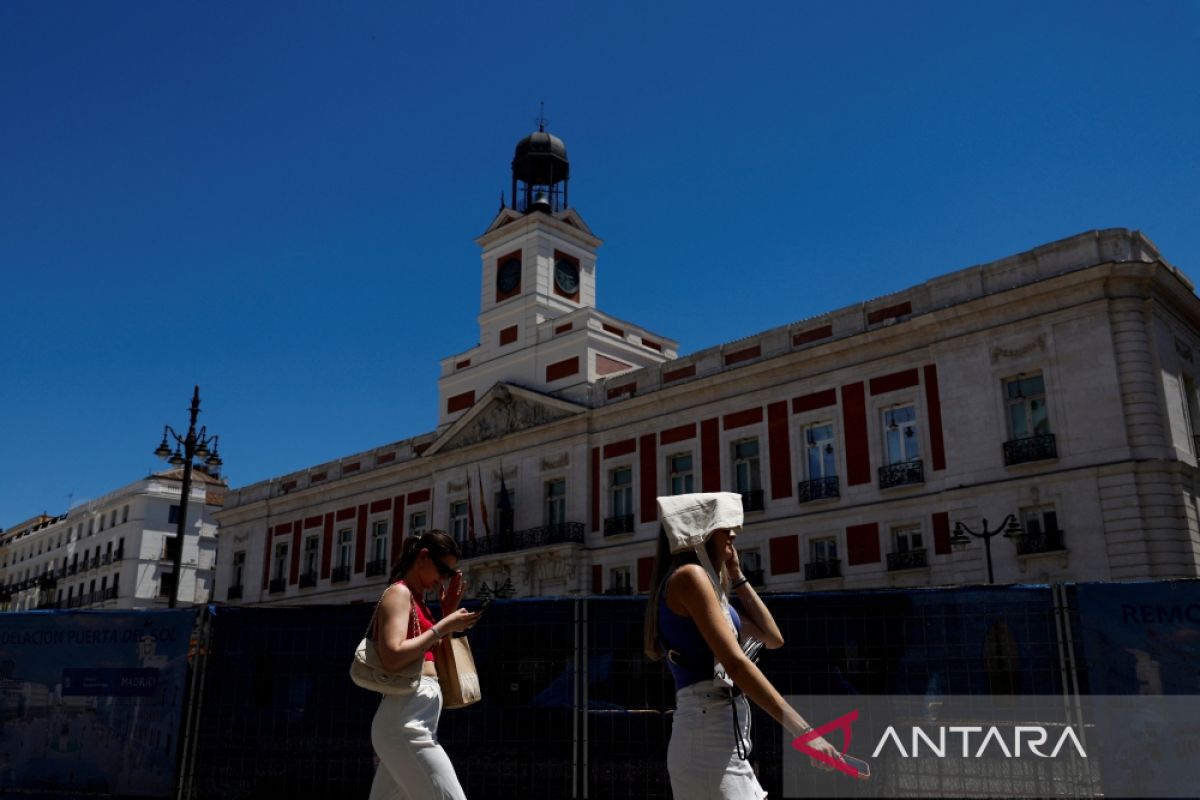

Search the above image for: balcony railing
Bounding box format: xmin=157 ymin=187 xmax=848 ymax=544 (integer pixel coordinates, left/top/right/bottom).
xmin=101 ymin=553 xmax=112 ymax=565
xmin=797 ymin=477 xmax=840 ymax=504
xmin=68 ymin=563 xmax=78 ymax=576
xmin=114 ymin=547 xmax=124 ymax=561
xmin=603 ymin=585 xmax=634 ymax=596
xmin=226 ymin=585 xmax=243 ymax=601
xmin=331 ymin=566 xmax=351 ymax=584
xmin=365 ymin=559 xmax=387 ymax=577
xmin=460 ymin=522 xmax=586 ymax=559
xmin=268 ymin=577 xmax=287 ymax=594
xmin=1003 ymin=434 xmax=1058 ymax=466
xmin=299 ymin=572 xmax=317 ymax=589
xmin=805 ymin=559 xmax=842 ymax=581
xmin=38 ymin=575 xmax=57 ymax=590
xmin=879 ymin=460 xmax=924 ymax=490
xmin=887 ymin=548 xmax=928 ymax=571
xmin=1016 ymin=529 xmax=1066 ymax=556
xmin=740 ymin=489 xmax=765 ymax=513
xmin=603 ymin=515 xmax=636 ymax=537
xmin=743 ymin=568 xmax=765 ymax=587
xmin=103 ymin=586 xmax=118 ymax=601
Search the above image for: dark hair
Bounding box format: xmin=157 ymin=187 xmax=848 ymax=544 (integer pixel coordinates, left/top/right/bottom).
xmin=387 ymin=530 xmax=460 ymax=584
xmin=642 ymin=527 xmax=727 ymax=661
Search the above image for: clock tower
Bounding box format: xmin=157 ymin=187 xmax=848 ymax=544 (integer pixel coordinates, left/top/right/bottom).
xmin=436 ymin=124 xmax=678 ymax=428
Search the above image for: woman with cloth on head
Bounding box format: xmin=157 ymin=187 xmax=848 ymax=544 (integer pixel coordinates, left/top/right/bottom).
xmin=367 ymin=530 xmax=479 ymax=800
xmin=644 ymin=492 xmax=843 ymax=799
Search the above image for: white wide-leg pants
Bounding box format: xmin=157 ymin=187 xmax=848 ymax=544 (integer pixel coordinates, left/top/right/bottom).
xmin=368 ymin=676 xmax=467 ymax=800
xmin=668 ymin=682 xmax=767 ymax=799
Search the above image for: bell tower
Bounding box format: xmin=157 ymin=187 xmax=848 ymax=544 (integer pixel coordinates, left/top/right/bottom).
xmin=436 ymin=123 xmax=678 ymax=429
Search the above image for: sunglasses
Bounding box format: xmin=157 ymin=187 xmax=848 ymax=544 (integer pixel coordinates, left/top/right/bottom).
xmin=429 ymin=553 xmax=456 ymax=578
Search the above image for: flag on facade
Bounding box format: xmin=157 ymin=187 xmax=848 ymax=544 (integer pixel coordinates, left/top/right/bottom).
xmin=498 ymin=471 xmax=513 ymax=535
xmin=477 ymin=466 xmax=492 ymax=538
xmin=465 ymin=470 xmax=476 ymax=541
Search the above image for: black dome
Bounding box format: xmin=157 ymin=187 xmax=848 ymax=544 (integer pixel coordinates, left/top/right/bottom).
xmin=512 ymin=129 xmax=569 ymax=186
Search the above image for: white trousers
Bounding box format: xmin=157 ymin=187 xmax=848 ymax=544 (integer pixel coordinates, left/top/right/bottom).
xmin=668 ymin=683 xmax=768 ymax=800
xmin=368 ymin=676 xmax=467 ymax=800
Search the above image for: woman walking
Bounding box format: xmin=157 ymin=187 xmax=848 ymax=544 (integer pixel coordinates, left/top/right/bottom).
xmin=368 ymin=530 xmax=479 ymax=800
xmin=645 ymin=492 xmax=842 ymax=799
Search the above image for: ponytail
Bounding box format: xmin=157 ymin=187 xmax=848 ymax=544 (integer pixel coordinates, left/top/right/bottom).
xmin=387 ymin=529 xmax=460 ymax=584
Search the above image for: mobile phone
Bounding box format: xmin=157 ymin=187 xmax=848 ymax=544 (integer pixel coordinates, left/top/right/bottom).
xmin=840 ymin=754 xmax=871 ymax=780
xmin=475 ymin=598 xmax=492 ymax=617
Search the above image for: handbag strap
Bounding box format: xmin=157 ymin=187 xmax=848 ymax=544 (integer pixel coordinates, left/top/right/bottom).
xmin=366 ymin=582 xmax=419 ymax=642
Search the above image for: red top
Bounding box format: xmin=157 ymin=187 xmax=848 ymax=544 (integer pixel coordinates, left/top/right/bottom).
xmin=399 ymin=580 xmax=437 ymax=662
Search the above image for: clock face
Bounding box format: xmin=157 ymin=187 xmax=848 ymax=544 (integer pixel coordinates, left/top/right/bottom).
xmin=554 ymin=258 xmax=580 ymax=296
xmin=497 ymin=258 xmax=521 ymax=294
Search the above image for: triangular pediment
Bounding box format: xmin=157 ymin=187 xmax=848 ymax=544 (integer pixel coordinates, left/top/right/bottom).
xmin=553 ymin=208 xmax=593 ymax=235
xmin=427 ymin=383 xmax=587 ymax=455
xmin=482 ymin=208 xmax=523 ymax=235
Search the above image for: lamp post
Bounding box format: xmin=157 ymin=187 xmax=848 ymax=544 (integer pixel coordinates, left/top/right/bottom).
xmin=951 ymin=515 xmax=1023 ymax=585
xmin=153 ymin=385 xmax=222 ymax=608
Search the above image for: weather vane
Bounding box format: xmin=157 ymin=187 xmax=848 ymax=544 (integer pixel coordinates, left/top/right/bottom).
xmin=536 ymin=101 xmax=547 ymax=132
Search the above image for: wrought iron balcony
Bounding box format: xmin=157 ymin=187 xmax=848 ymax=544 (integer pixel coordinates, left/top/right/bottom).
xmin=268 ymin=577 xmax=287 ymax=594
xmin=331 ymin=565 xmax=352 ymax=584
xmin=103 ymin=586 xmax=118 ymax=601
xmin=68 ymin=563 xmax=78 ymax=576
xmin=226 ymin=585 xmax=243 ymax=601
xmin=603 ymin=585 xmax=634 ymax=596
xmin=743 ymin=568 xmax=765 ymax=587
xmin=797 ymin=477 xmax=840 ymax=504
xmin=101 ymin=553 xmax=112 ymax=565
xmin=67 ymin=595 xmax=83 ymax=608
xmin=887 ymin=548 xmax=928 ymax=571
xmin=603 ymin=515 xmax=636 ymax=537
xmin=298 ymin=572 xmax=317 ymax=589
xmin=1016 ymin=528 xmax=1066 ymax=556
xmin=460 ymin=522 xmax=585 ymax=559
xmin=1003 ymin=434 xmax=1057 ymax=466
xmin=805 ymin=559 xmax=842 ymax=581
xmin=879 ymin=459 xmax=924 ymax=490
xmin=365 ymin=559 xmax=387 ymax=577
xmin=38 ymin=574 xmax=56 ymax=590
xmin=740 ymin=490 xmax=765 ymax=513
xmin=114 ymin=547 xmax=124 ymax=561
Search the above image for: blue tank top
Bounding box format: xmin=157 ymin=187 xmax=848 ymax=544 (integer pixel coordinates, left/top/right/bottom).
xmin=658 ymin=572 xmax=741 ymax=690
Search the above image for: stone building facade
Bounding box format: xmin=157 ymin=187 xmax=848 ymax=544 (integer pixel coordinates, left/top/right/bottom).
xmin=0 ymin=469 xmax=222 ymax=610
xmin=212 ymin=129 xmax=1200 ymax=606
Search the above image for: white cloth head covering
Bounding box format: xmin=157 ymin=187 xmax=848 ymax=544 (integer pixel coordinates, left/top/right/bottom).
xmin=657 ymin=492 xmax=744 ymax=554
xmin=656 ymin=492 xmax=743 ymax=663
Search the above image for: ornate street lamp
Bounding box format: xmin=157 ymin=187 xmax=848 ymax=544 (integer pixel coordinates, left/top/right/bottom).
xmin=951 ymin=515 xmax=1023 ymax=585
xmin=153 ymin=385 xmax=222 ymax=608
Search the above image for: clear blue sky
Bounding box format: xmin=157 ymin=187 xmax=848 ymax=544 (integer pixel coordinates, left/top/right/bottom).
xmin=2 ymin=1 xmax=1197 ymax=527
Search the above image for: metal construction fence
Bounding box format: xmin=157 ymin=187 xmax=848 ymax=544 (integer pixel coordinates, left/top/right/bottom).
xmin=1 ymin=579 xmax=1197 ymax=799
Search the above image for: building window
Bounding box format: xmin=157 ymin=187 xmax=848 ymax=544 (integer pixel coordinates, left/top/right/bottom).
xmin=337 ymin=528 xmax=353 ymax=569
xmin=1005 ymin=373 xmax=1049 ymax=439
xmin=371 ymin=521 xmax=388 ymax=564
xmin=98 ymin=515 xmax=105 ymax=532
xmin=732 ymin=439 xmax=763 ymax=511
xmin=168 ymin=505 xmax=181 ymax=526
xmin=608 ymin=566 xmax=632 ymax=595
xmin=88 ymin=519 xmax=94 ymax=536
xmin=811 ymin=536 xmax=838 ymax=563
xmin=232 ymin=551 xmax=245 ymax=588
xmin=887 ymin=523 xmax=927 ymax=571
xmin=740 ymin=548 xmax=763 ymax=585
xmin=122 ymin=505 xmax=129 ymax=524
xmin=110 ymin=510 xmax=117 ymax=528
xmin=158 ymin=572 xmax=175 ymax=599
xmin=668 ymin=453 xmax=694 ymax=495
xmin=450 ymin=501 xmax=469 ymax=543
xmin=805 ymin=423 xmax=837 ymax=479
xmin=273 ymin=542 xmax=289 ymax=581
xmin=409 ymin=511 xmax=428 ymax=537
xmin=1018 ymin=505 xmax=1065 ymax=555
xmin=883 ymin=406 xmax=920 ymax=464
xmin=610 ymin=468 xmax=633 ymax=518
xmin=803 ymin=538 xmax=841 ymax=582
xmin=303 ymin=536 xmax=319 ymax=578
xmin=545 ymin=480 xmax=566 ymax=526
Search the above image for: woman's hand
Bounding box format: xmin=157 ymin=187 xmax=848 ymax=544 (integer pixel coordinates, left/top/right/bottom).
xmin=437 ymin=607 xmax=479 ymax=636
xmin=440 ymin=571 xmax=465 ymax=614
xmin=802 ymin=735 xmax=843 ymax=772
xmin=725 ymin=544 xmax=743 ymax=582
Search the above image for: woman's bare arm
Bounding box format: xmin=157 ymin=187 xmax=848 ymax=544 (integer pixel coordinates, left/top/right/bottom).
xmin=374 ymin=585 xmax=439 ymax=672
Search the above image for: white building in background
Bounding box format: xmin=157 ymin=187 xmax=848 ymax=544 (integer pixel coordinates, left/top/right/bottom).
xmin=0 ymin=469 xmax=223 ymax=610
xmin=212 ymin=127 xmax=1200 ymax=606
